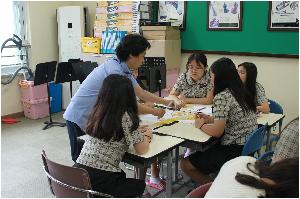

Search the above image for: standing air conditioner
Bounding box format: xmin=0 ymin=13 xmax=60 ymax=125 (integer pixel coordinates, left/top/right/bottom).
xmin=57 ymin=6 xmax=87 ymax=109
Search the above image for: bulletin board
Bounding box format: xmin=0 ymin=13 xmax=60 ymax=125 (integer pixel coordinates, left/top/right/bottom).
xmin=181 ymin=1 xmax=299 ymax=58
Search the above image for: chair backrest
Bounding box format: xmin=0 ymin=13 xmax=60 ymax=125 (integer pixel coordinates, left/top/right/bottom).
xmin=268 ymin=99 xmax=283 ymax=114
xmin=186 ymin=182 xmax=213 ymax=198
xmin=41 ymin=150 xmax=112 ymax=198
xmin=242 ymin=125 xmax=267 ymax=156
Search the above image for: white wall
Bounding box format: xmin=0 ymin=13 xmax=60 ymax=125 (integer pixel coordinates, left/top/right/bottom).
xmin=181 ymin=53 xmax=299 ymax=126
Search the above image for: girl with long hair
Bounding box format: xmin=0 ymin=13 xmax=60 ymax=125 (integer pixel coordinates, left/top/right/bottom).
xmin=237 ymin=62 xmax=270 ymax=113
xmin=74 ymin=74 xmax=152 ymax=197
xmin=180 ymin=57 xmax=257 ymax=185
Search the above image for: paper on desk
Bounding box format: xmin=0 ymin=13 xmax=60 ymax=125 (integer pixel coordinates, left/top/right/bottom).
xmin=185 ymin=105 xmax=212 ymax=115
xmin=155 ymin=122 xmax=211 ymax=143
xmin=139 ymin=109 xmax=174 ymax=126
xmin=179 ymin=120 xmax=195 ymax=124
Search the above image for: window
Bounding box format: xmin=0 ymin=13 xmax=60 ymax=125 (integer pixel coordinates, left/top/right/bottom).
xmin=1 ymin=1 xmax=30 ymax=76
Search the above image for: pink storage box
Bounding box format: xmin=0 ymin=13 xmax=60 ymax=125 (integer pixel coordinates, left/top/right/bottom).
xmin=21 ymin=97 xmax=49 ymax=119
xmin=19 ymin=80 xmax=48 ymax=100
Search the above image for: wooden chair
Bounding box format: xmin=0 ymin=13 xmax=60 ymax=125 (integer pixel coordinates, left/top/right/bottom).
xmin=41 ymin=150 xmax=112 ymax=198
xmin=186 ymin=182 xmax=213 ymax=198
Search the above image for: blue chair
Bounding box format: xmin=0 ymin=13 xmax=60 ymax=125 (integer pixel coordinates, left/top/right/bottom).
xmin=268 ymin=99 xmax=283 ymax=114
xmin=268 ymin=99 xmax=284 ymax=149
xmin=242 ymin=124 xmax=267 ymax=157
xmin=258 ymin=150 xmax=274 ymax=165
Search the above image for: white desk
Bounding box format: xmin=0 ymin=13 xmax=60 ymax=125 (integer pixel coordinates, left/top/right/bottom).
xmin=257 ymin=113 xmax=285 ymax=150
xmin=154 ymin=122 xmax=211 ymax=143
xmin=257 ymin=113 xmax=285 ymax=126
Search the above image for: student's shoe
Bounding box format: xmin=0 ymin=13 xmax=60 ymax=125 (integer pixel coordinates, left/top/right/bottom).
xmin=146 ymin=179 xmax=166 ymax=191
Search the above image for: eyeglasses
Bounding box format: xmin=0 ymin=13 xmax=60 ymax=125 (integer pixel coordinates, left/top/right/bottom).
xmin=187 ymin=64 xmax=204 ymax=70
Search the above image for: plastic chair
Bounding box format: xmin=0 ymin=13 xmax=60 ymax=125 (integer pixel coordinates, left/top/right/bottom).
xmin=258 ymin=150 xmax=274 ymax=165
xmin=186 ymin=182 xmax=213 ymax=198
xmin=268 ymin=99 xmax=283 ymax=114
xmin=241 ymin=124 xmax=267 ymax=157
xmin=41 ymin=150 xmax=112 ymax=198
xmin=268 ymin=99 xmax=284 ymax=148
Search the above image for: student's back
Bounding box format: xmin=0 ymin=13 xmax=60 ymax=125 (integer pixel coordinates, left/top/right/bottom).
xmin=74 ymin=74 xmax=152 ymax=197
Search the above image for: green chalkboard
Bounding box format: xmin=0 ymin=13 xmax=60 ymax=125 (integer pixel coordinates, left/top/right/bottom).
xmin=181 ymin=1 xmax=299 ymax=57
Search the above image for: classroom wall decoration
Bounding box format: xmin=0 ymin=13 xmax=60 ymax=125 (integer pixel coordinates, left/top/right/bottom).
xmin=181 ymin=1 xmax=298 ymax=57
xmin=207 ymin=1 xmax=242 ymax=30
xmin=268 ymin=1 xmax=299 ymax=31
xmin=158 ymin=1 xmax=186 ymax=30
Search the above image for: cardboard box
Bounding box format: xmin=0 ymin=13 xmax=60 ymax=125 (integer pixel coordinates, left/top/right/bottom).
xmin=143 ymin=30 xmax=180 ymax=40
xmin=95 ymin=13 xmax=133 ymax=20
xmin=146 ymin=40 xmax=181 ymax=69
xmin=97 ymin=1 xmax=133 ymax=7
xmin=141 ymin=26 xmax=179 ymax=31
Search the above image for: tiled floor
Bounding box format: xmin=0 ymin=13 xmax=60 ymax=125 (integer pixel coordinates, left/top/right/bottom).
xmin=1 ymin=112 xmax=193 ymax=197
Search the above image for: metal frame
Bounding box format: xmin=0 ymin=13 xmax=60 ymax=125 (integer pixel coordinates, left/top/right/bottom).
xmin=42 ymin=166 xmax=113 ymax=198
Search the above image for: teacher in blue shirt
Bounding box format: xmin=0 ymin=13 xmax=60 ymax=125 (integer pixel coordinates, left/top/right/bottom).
xmin=64 ymin=34 xmax=179 ymax=162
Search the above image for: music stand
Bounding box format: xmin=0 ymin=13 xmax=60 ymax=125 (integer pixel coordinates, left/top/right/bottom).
xmin=34 ymin=61 xmax=66 ymax=130
xmin=72 ymin=61 xmax=96 ymax=84
xmin=55 ymin=59 xmax=82 ymax=97
xmin=138 ymin=57 xmax=166 ymax=97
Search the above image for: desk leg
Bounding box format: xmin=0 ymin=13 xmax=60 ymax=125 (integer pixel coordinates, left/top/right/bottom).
xmin=174 ymin=147 xmax=179 ymax=182
xmin=166 ymin=150 xmax=173 ymax=197
xmin=134 ymin=167 xmax=146 ymax=180
xmin=266 ymin=127 xmax=271 ymax=151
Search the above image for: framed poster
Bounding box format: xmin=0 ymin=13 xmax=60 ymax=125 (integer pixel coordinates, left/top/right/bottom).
xmin=158 ymin=1 xmax=186 ymax=31
xmin=207 ymin=1 xmax=243 ymax=31
xmin=268 ymin=1 xmax=299 ymax=31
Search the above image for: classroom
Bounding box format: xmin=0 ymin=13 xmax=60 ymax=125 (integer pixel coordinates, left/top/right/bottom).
xmin=1 ymin=1 xmax=299 ymax=198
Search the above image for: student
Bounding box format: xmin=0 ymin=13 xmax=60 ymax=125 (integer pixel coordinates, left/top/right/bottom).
xmin=180 ymin=57 xmax=257 ymax=185
xmin=204 ymin=156 xmax=299 ymax=198
xmin=169 ymin=53 xmax=214 ymax=157
xmin=235 ymin=157 xmax=299 ymax=198
xmin=169 ymin=53 xmax=213 ymax=107
xmin=73 ymin=74 xmax=151 ymax=197
xmin=64 ymin=34 xmax=179 ymax=190
xmin=272 ymin=117 xmax=299 ymax=164
xmin=237 ymin=62 xmax=270 ymax=113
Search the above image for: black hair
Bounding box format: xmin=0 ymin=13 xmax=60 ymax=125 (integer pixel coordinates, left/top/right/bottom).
xmin=115 ymin=34 xmax=151 ymax=62
xmin=186 ymin=53 xmax=208 ymax=71
xmin=238 ymin=62 xmax=258 ymax=105
xmin=210 ymin=57 xmax=256 ymax=113
xmin=235 ymin=158 xmax=299 ymax=198
xmin=86 ymin=74 xmax=139 ymax=142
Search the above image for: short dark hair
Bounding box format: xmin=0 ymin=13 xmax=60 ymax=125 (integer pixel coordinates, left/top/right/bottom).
xmin=85 ymin=74 xmax=139 ymax=142
xmin=210 ymin=57 xmax=256 ymax=113
xmin=235 ymin=158 xmax=299 ymax=198
xmin=186 ymin=53 xmax=208 ymax=71
xmin=115 ymin=34 xmax=151 ymax=62
xmin=238 ymin=62 xmax=258 ymax=105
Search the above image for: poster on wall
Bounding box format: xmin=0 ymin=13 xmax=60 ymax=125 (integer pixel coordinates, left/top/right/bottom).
xmin=268 ymin=1 xmax=299 ymax=31
xmin=158 ymin=1 xmax=186 ymax=31
xmin=207 ymin=1 xmax=242 ymax=30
